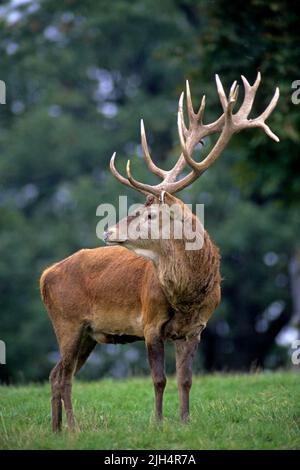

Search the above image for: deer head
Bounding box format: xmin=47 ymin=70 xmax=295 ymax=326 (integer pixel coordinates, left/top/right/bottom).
xmin=104 ymin=73 xmax=279 ymax=260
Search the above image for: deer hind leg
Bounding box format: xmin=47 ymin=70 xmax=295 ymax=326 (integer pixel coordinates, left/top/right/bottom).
xmin=145 ymin=328 xmax=166 ymax=421
xmin=175 ymin=336 xmax=199 ymax=423
xmin=50 ymin=346 xmax=78 ymax=432
xmin=60 ymin=358 xmax=77 ymax=432
xmin=50 ymin=323 xmax=92 ymax=432
xmin=49 ymin=361 xmax=63 ymax=432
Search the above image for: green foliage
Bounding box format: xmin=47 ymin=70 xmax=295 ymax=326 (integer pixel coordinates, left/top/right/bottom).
xmin=0 ymin=372 xmax=299 ymax=449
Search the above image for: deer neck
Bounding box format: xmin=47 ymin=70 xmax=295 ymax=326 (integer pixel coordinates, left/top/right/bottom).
xmin=155 ymin=230 xmax=221 ymax=314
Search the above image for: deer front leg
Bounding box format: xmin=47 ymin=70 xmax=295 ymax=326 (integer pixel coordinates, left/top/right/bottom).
xmin=145 ymin=330 xmax=166 ymax=421
xmin=175 ymin=336 xmax=199 ymax=423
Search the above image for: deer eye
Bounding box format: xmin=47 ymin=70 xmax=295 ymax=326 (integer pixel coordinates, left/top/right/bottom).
xmin=148 ymin=213 xmax=155 ymax=220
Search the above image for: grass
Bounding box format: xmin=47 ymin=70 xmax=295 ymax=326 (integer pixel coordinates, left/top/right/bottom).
xmin=0 ymin=372 xmax=299 ymax=450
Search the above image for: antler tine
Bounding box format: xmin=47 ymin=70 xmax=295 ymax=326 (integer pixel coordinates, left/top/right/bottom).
xmin=186 ymin=80 xmax=195 ymax=121
xmin=239 ymin=71 xmax=261 ymax=118
xmin=227 ymin=84 xmax=239 ymax=115
xmin=110 ymin=152 xmax=132 ymax=189
xmin=177 ymin=106 xmax=202 ymax=174
xmin=229 ymin=81 xmax=239 ymax=102
xmin=178 ymin=91 xmax=188 ymax=138
xmin=140 ymin=119 xmax=167 ymax=179
xmin=125 ymin=160 xmax=156 ymax=195
xmin=109 ymin=119 xmax=171 ymax=197
xmin=215 ymin=74 xmax=228 ymax=112
xmin=253 ymin=70 xmax=262 ymax=90
xmin=177 ymin=106 xmax=189 ymax=161
xmin=247 ymin=86 xmax=280 ymax=142
xmin=110 ymin=153 xmax=149 ymax=195
xmin=229 ymin=80 xmax=237 ymax=98
xmin=196 ymin=95 xmax=206 ymax=123
xmin=255 ymin=86 xmax=280 ymax=123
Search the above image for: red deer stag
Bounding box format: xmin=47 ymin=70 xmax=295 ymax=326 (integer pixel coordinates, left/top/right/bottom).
xmin=40 ymin=73 xmax=279 ymax=432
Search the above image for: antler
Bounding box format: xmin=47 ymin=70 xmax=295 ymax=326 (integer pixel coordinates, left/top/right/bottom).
xmin=110 ymin=72 xmax=279 ymax=196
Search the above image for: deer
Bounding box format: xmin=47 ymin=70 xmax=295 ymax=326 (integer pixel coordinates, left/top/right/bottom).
xmin=40 ymin=72 xmax=279 ymax=432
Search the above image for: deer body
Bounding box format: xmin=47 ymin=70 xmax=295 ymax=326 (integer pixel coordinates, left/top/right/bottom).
xmin=41 ymin=227 xmax=220 ymax=343
xmin=41 ymin=72 xmax=279 ymax=431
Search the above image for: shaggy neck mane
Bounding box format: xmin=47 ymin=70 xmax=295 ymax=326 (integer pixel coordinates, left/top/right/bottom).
xmin=156 ymin=227 xmax=221 ymax=314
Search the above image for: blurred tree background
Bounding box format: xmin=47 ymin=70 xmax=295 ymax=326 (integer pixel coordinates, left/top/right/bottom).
xmin=0 ymin=0 xmax=299 ymax=383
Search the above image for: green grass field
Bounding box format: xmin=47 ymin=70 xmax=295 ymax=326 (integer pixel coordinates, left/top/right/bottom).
xmin=0 ymin=372 xmax=299 ymax=450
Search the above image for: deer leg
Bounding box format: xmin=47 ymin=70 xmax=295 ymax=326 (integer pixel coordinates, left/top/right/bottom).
xmin=175 ymin=336 xmax=199 ymax=423
xmin=49 ymin=361 xmax=63 ymax=433
xmin=60 ymin=334 xmax=97 ymax=432
xmin=145 ymin=331 xmax=166 ymax=421
xmin=50 ymin=323 xmax=89 ymax=432
xmin=60 ymin=331 xmax=95 ymax=431
xmin=60 ymin=360 xmax=77 ymax=431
